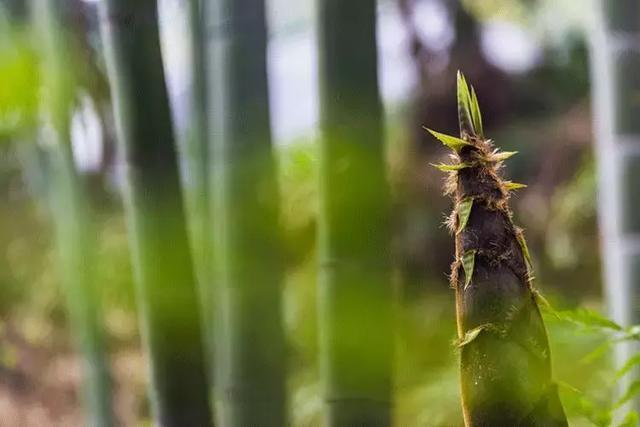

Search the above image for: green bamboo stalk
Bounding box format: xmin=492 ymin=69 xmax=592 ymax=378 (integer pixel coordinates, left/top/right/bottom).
xmin=316 ymin=1 xmax=394 ymax=425
xmin=32 ymin=0 xmax=113 ymax=425
xmin=204 ymin=0 xmax=286 ymax=424
xmin=591 ymin=0 xmax=640 ymax=416
xmin=429 ymin=73 xmax=567 ymax=426
xmin=98 ymin=1 xmax=213 ymax=425
xmin=183 ymin=0 xmax=215 ymax=382
xmin=45 ymin=142 xmax=115 ymax=427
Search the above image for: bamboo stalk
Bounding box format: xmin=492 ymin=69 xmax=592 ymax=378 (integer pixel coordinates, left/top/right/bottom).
xmin=45 ymin=144 xmax=114 ymax=427
xmin=429 ymin=73 xmax=567 ymax=426
xmin=204 ymin=0 xmax=286 ymax=424
xmin=182 ymin=0 xmax=215 ymax=382
xmin=32 ymin=0 xmax=113 ymax=425
xmin=316 ymin=0 xmax=394 ymax=425
xmin=98 ymin=1 xmax=212 ymax=425
xmin=590 ymin=0 xmax=640 ymax=416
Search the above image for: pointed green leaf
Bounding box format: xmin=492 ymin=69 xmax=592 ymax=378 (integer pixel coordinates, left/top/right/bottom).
xmin=556 ymin=380 xmax=582 ymax=394
xmin=462 ymin=249 xmax=476 ymax=288
xmin=457 ymin=197 xmax=473 ymax=233
xmin=425 ymin=127 xmax=472 ymax=152
xmin=470 ymin=86 xmax=483 ymax=137
xmin=504 ymin=181 xmax=528 ymax=191
xmin=431 ymin=162 xmax=471 ymax=172
xmin=617 ymin=353 xmax=640 ymax=379
xmin=457 ymin=71 xmax=475 ymax=137
xmin=492 ymin=151 xmax=518 ymax=162
xmin=457 ymin=324 xmax=487 ymax=348
xmin=624 ymin=325 xmax=640 ymax=340
xmin=580 ymin=339 xmax=613 ymax=365
xmin=554 ymin=308 xmax=623 ymax=331
xmin=616 ymin=380 xmax=640 ymax=408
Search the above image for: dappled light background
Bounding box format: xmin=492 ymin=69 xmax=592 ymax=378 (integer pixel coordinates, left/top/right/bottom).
xmin=0 ymin=0 xmax=625 ymax=425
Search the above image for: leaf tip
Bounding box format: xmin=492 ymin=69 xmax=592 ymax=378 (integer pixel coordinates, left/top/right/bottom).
xmin=424 ymin=127 xmax=471 ymax=152
xmin=504 ymin=181 xmax=528 ymax=191
xmin=456 ymin=71 xmax=484 ymax=138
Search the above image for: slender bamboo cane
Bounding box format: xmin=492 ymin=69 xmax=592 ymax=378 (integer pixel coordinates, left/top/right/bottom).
xmin=316 ymin=1 xmax=394 ymax=425
xmin=182 ymin=0 xmax=215 ymax=382
xmin=98 ymin=1 xmax=212 ymax=425
xmin=204 ymin=0 xmax=286 ymax=424
xmin=429 ymin=73 xmax=567 ymax=426
xmin=590 ymin=0 xmax=640 ymax=416
xmin=45 ymin=143 xmax=115 ymax=427
xmin=32 ymin=0 xmax=113 ymax=425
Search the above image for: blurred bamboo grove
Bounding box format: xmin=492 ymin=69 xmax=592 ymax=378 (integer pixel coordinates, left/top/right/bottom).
xmin=1 ymin=0 xmax=640 ymax=426
xmin=591 ymin=0 xmax=640 ymax=420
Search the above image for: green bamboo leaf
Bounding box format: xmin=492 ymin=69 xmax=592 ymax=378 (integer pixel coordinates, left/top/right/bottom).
xmin=462 ymin=250 xmax=476 ymax=288
xmin=457 ymin=324 xmax=488 ymax=347
xmin=424 ymin=127 xmax=472 ymax=152
xmin=616 ymin=380 xmax=640 ymax=408
xmin=557 ymin=381 xmax=611 ymax=426
xmin=457 ymin=197 xmax=473 ymax=233
xmin=554 ymin=308 xmax=623 ymax=331
xmin=470 ymin=86 xmax=484 ymax=137
xmin=431 ymin=162 xmax=471 ymax=172
xmin=556 ymin=380 xmax=581 ymax=394
xmin=617 ymin=353 xmax=640 ymax=379
xmin=580 ymin=339 xmax=613 ymax=365
xmin=492 ymin=151 xmax=518 ymax=162
xmin=622 ymin=325 xmax=640 ymax=341
xmin=619 ymin=411 xmax=639 ymax=427
xmin=457 ymin=71 xmax=475 ymax=137
xmin=504 ymin=181 xmax=528 ymax=191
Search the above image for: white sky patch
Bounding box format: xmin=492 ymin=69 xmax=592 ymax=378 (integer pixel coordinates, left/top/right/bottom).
xmin=533 ymin=0 xmax=593 ymax=47
xmin=377 ymin=1 xmax=419 ymax=107
xmin=412 ymin=0 xmax=454 ymax=52
xmin=268 ymin=3 xmax=418 ymax=143
xmin=71 ymin=95 xmax=103 ymax=172
xmin=268 ymin=30 xmax=319 ymax=144
xmin=158 ymin=0 xmax=191 ymax=131
xmin=481 ymin=20 xmax=542 ymax=74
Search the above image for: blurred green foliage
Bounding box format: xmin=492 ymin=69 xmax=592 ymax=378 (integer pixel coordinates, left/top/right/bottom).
xmin=0 ymin=28 xmax=38 ymax=138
